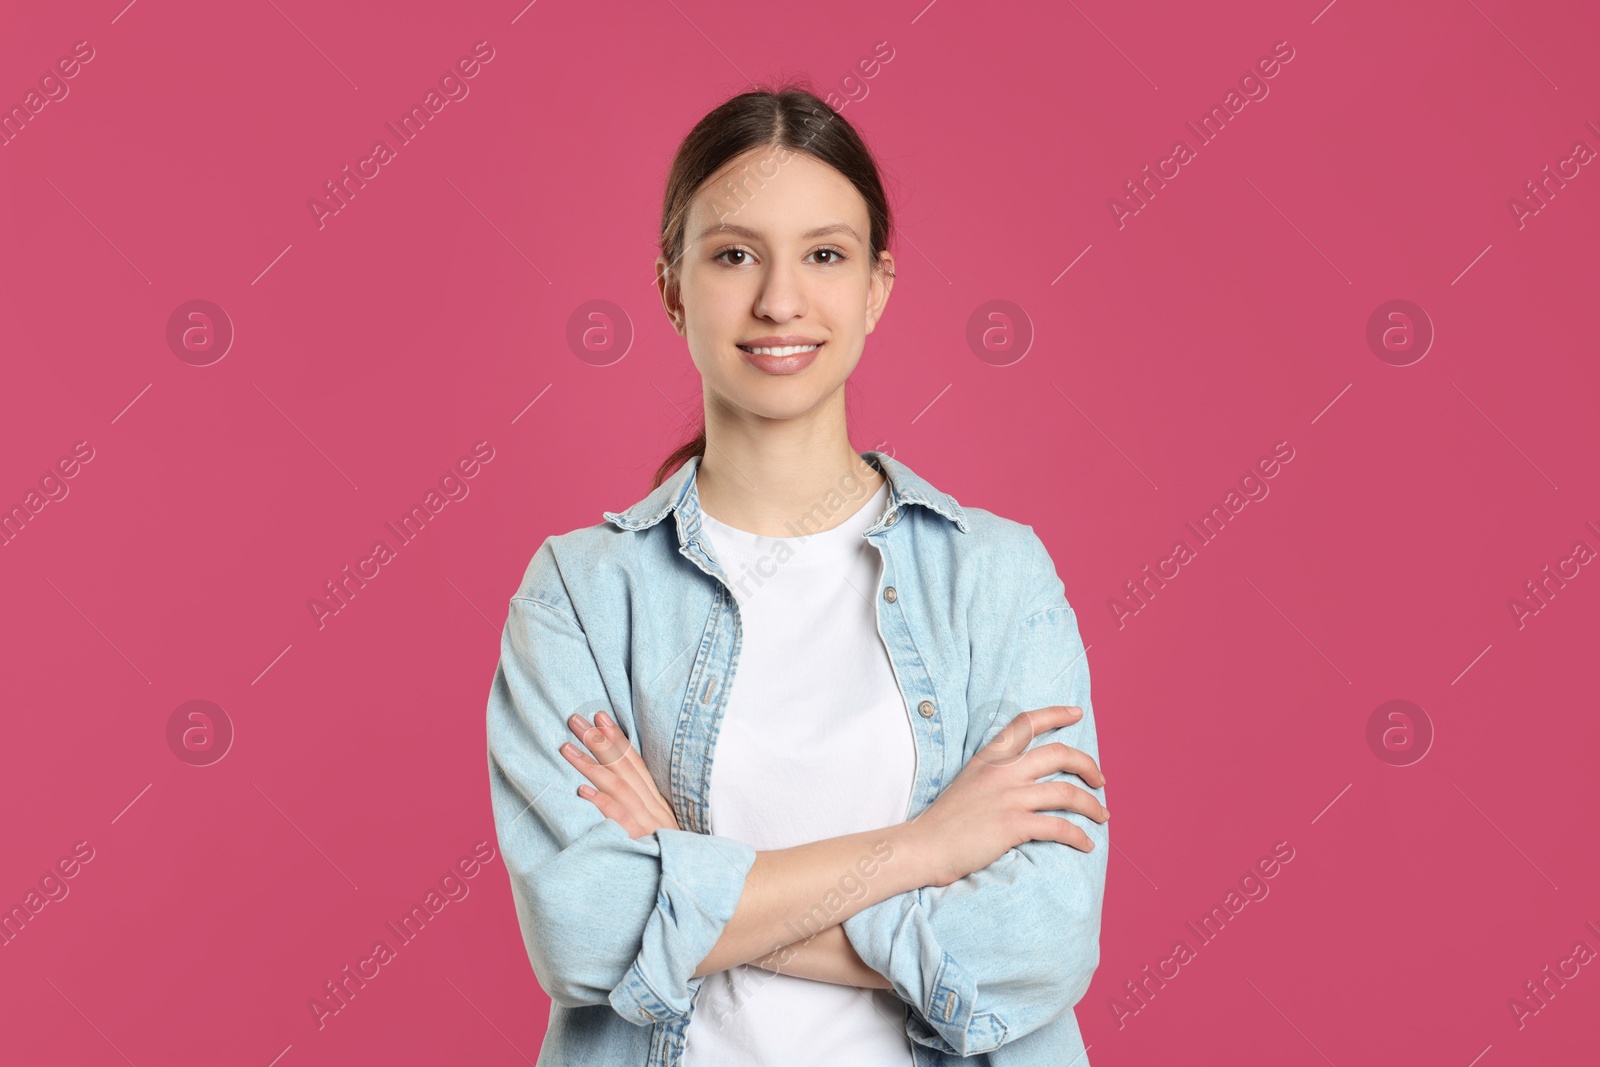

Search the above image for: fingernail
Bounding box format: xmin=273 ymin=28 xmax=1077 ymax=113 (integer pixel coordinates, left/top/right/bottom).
xmin=597 ymin=711 xmax=613 ymax=729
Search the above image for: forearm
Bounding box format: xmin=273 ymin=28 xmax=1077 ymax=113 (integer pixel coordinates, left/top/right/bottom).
xmin=693 ymin=821 xmax=932 ymax=978
xmin=750 ymin=923 xmax=893 ymax=988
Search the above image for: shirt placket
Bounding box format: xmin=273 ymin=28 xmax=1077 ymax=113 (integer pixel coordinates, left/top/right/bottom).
xmin=652 ymin=517 xmax=747 ymax=1067
xmin=864 ymin=501 xmax=953 ymax=1066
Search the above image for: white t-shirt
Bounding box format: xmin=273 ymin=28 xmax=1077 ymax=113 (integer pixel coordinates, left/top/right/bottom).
xmin=683 ymin=478 xmax=918 ymax=1067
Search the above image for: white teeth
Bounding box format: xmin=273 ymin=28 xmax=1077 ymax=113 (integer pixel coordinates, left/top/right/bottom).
xmin=740 ymin=344 xmax=820 ymax=356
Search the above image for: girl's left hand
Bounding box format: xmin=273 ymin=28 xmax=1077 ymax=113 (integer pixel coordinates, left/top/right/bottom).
xmin=561 ymin=711 xmax=682 ymax=838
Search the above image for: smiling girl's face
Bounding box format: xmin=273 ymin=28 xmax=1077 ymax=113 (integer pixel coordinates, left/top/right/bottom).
xmin=656 ymin=146 xmax=894 ymax=426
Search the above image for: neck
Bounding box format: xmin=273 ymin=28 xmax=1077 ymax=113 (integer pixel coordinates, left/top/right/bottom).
xmin=695 ymin=423 xmax=885 ymax=538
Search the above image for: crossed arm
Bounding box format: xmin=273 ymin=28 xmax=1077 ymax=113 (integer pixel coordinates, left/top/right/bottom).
xmin=558 ymin=709 xmax=894 ymax=989
xmin=751 ymin=921 xmax=892 ymax=988
xmin=561 ymin=696 xmax=1100 ymax=1013
xmin=521 ymin=531 xmax=1107 ymax=1054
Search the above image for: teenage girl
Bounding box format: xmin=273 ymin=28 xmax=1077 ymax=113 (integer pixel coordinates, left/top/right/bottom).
xmin=487 ymin=85 xmax=1109 ymax=1067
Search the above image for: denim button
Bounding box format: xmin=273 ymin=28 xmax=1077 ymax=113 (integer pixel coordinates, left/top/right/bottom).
xmin=883 ymin=586 xmax=897 ymax=603
xmin=918 ymin=700 xmax=935 ymax=718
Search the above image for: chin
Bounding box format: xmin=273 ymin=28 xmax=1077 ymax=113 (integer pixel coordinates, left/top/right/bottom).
xmin=729 ymin=384 xmax=839 ymax=420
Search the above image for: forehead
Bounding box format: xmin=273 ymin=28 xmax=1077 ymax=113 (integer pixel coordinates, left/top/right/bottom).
xmin=687 ymin=148 xmax=868 ymax=245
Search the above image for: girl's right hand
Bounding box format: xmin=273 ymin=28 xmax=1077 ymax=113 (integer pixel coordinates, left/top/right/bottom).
xmin=907 ymin=705 xmax=1108 ymax=888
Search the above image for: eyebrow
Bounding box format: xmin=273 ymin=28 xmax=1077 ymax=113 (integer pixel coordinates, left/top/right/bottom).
xmin=693 ymin=221 xmax=863 ymax=245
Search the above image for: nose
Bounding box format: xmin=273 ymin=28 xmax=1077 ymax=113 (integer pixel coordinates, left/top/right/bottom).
xmin=754 ymin=259 xmax=807 ymax=321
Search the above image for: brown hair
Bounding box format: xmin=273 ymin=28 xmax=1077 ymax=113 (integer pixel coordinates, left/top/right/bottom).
xmin=650 ymin=83 xmax=894 ymax=490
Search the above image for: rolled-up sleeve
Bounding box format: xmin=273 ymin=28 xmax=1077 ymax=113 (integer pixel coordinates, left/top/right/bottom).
xmin=841 ymin=530 xmax=1108 ymax=1056
xmin=487 ymin=561 xmax=756 ymax=1024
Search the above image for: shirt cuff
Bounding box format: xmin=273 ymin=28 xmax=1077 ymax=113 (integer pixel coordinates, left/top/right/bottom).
xmin=842 ymin=891 xmax=1009 ymax=1056
xmin=608 ymin=828 xmax=758 ymax=1024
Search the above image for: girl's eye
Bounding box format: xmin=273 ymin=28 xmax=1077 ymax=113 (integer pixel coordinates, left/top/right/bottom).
xmin=712 ymin=246 xmax=849 ymax=267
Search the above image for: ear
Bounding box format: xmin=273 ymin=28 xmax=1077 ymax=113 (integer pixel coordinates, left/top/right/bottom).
xmin=655 ymin=255 xmax=686 ymax=335
xmin=864 ymin=251 xmax=896 ymax=336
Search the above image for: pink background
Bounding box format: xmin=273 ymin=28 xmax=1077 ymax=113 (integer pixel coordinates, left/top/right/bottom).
xmin=3 ymin=0 xmax=1597 ymax=1063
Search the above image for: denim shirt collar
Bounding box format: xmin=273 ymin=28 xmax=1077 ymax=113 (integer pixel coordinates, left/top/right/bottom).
xmin=602 ymin=450 xmax=970 ymax=538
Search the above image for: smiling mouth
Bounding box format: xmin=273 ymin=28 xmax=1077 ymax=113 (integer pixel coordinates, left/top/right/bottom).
xmin=737 ymin=343 xmax=822 ymax=356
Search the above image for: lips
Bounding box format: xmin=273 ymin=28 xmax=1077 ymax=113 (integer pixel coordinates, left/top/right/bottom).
xmin=738 ymin=341 xmax=821 ymax=375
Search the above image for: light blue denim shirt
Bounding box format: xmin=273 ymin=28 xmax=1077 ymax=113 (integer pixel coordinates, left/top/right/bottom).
xmin=486 ymin=450 xmax=1107 ymax=1066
